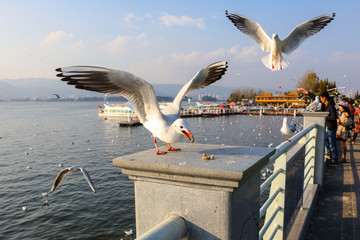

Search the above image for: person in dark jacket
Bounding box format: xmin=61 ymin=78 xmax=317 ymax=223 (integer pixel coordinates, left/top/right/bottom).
xmin=298 ymin=88 xmax=339 ymax=165
xmin=345 ymin=99 xmax=355 ymax=142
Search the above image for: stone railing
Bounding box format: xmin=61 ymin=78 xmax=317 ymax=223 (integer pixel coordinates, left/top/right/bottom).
xmin=113 ymin=112 xmax=328 ymax=240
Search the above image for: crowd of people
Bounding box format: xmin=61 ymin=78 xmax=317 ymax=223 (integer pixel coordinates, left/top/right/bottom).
xmin=298 ymin=88 xmax=360 ymax=165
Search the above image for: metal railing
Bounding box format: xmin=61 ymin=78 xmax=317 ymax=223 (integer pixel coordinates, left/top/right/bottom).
xmin=136 ymin=215 xmax=188 ymax=240
xmin=259 ymin=123 xmax=319 ymax=240
xmin=132 ymin=122 xmax=322 ymax=240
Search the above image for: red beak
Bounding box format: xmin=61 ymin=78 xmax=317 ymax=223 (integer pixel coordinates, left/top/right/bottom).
xmin=182 ymin=130 xmax=194 ymax=143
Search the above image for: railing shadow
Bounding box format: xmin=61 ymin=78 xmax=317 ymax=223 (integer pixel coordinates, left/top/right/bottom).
xmin=305 ymin=142 xmax=359 ymax=240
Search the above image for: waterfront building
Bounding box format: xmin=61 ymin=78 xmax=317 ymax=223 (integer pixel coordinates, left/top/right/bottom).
xmin=255 ymin=91 xmax=305 ymax=108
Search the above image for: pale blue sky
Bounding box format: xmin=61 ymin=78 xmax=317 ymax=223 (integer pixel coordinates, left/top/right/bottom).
xmin=0 ymin=0 xmax=359 ymax=95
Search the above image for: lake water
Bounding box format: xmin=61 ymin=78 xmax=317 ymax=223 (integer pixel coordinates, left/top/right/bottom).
xmin=0 ymin=102 xmax=303 ymax=239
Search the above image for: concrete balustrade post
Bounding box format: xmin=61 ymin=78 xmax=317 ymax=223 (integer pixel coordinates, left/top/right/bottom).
xmin=113 ymin=143 xmax=274 ymax=240
xmin=302 ymin=112 xmax=328 ymax=190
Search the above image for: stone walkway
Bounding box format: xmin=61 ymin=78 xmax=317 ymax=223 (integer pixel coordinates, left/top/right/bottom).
xmin=305 ymin=140 xmax=360 ymax=240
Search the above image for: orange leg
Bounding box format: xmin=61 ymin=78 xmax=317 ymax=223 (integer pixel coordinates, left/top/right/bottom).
xmin=154 ymin=138 xmax=167 ymax=155
xmin=280 ymin=59 xmax=282 ymax=70
xmin=168 ymin=143 xmax=181 ymax=151
xmin=286 ymin=135 xmax=291 ymax=142
xmin=272 ymin=58 xmax=274 ymax=70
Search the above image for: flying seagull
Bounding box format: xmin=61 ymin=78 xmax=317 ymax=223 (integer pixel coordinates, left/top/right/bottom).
xmin=124 ymin=229 xmax=133 ymax=237
xmin=42 ymin=200 xmax=50 ymax=207
xmin=56 ymin=61 xmax=228 ymax=154
xmin=50 ymin=166 xmax=96 ymax=193
xmin=280 ymin=117 xmax=297 ymax=141
xmin=53 ymin=94 xmax=61 ymax=99
xmin=225 ymin=11 xmax=335 ymax=71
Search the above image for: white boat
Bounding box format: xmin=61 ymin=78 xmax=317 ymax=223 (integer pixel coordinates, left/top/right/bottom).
xmin=98 ymin=102 xmax=171 ymax=120
xmin=98 ymin=103 xmax=137 ymax=118
xmin=195 ymin=101 xmax=219 ymax=107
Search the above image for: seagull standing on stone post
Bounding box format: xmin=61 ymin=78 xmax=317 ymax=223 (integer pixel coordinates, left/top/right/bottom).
xmin=56 ymin=61 xmax=228 ymax=154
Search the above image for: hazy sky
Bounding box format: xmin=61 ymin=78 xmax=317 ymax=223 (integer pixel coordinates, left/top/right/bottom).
xmin=0 ymin=0 xmax=359 ymax=95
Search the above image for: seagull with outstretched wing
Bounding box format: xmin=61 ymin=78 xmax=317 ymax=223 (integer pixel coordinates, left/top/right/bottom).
xmin=225 ymin=11 xmax=335 ymax=71
xmin=56 ymin=61 xmax=228 ymax=154
xmin=307 ymin=96 xmax=321 ymax=111
xmin=50 ymin=166 xmax=96 ymax=193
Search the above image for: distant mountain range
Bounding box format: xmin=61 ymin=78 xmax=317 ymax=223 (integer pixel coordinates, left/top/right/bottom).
xmin=0 ymin=78 xmax=234 ymax=100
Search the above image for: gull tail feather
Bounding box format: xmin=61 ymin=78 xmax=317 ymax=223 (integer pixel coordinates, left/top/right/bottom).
xmin=261 ymin=54 xmax=289 ymax=71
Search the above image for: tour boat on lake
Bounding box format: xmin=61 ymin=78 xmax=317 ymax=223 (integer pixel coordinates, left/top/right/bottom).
xmin=98 ymin=103 xmax=137 ymax=118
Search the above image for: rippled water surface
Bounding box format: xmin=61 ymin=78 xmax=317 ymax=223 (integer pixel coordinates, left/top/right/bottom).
xmin=0 ymin=102 xmax=302 ymax=239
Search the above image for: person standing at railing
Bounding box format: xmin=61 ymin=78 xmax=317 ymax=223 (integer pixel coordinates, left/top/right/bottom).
xmin=345 ymin=98 xmax=355 ymax=142
xmin=298 ymin=88 xmax=339 ymax=165
xmin=352 ymin=102 xmax=360 ymax=144
xmin=336 ymin=102 xmax=353 ymax=163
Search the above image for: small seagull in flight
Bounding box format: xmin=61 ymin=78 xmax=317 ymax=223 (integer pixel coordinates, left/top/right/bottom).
xmin=225 ymin=11 xmax=335 ymax=71
xmin=50 ymin=166 xmax=96 ymax=193
xmin=53 ymin=94 xmax=61 ymax=99
xmin=124 ymin=229 xmax=133 ymax=237
xmin=42 ymin=200 xmax=50 ymax=207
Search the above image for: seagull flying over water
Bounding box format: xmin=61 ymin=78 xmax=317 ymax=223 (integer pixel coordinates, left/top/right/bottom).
xmin=124 ymin=229 xmax=133 ymax=237
xmin=42 ymin=200 xmax=50 ymax=207
xmin=56 ymin=62 xmax=228 ymax=154
xmin=225 ymin=11 xmax=335 ymax=71
xmin=50 ymin=166 xmax=96 ymax=193
xmin=280 ymin=117 xmax=297 ymax=142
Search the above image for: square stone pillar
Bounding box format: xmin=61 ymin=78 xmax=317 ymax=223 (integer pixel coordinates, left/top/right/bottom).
xmin=113 ymin=143 xmax=275 ymax=240
xmin=302 ymin=112 xmax=328 ymax=189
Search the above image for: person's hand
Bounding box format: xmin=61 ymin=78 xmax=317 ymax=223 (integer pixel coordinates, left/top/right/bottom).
xmin=297 ymin=88 xmax=308 ymax=94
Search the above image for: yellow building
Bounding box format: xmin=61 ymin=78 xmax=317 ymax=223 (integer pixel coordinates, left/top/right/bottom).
xmin=255 ymin=91 xmax=305 ymax=108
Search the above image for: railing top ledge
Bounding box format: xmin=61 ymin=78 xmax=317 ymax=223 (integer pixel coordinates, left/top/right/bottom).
xmin=113 ymin=143 xmax=275 ymax=182
xmin=269 ymin=123 xmax=318 ymax=162
xmin=302 ymin=111 xmax=329 ymax=117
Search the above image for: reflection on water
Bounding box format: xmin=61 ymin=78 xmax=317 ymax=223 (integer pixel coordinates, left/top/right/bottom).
xmin=0 ymin=102 xmax=302 ymax=239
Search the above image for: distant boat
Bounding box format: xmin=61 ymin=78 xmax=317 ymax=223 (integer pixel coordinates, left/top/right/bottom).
xmin=202 ymin=113 xmax=220 ymax=117
xmin=98 ymin=102 xmax=173 ymax=118
xmin=98 ymin=103 xmax=137 ymax=118
xmin=195 ymin=101 xmax=219 ymax=107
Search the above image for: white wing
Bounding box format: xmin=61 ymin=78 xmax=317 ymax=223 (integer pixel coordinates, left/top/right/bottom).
xmin=161 ymin=61 xmax=228 ymax=116
xmin=281 ymin=13 xmax=335 ymax=54
xmin=225 ymin=11 xmax=271 ymax=52
xmin=79 ymin=167 xmax=96 ymax=193
xmin=50 ymin=168 xmax=70 ymax=192
xmin=307 ymin=96 xmax=320 ymax=109
xmin=56 ymin=66 xmax=162 ymax=123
